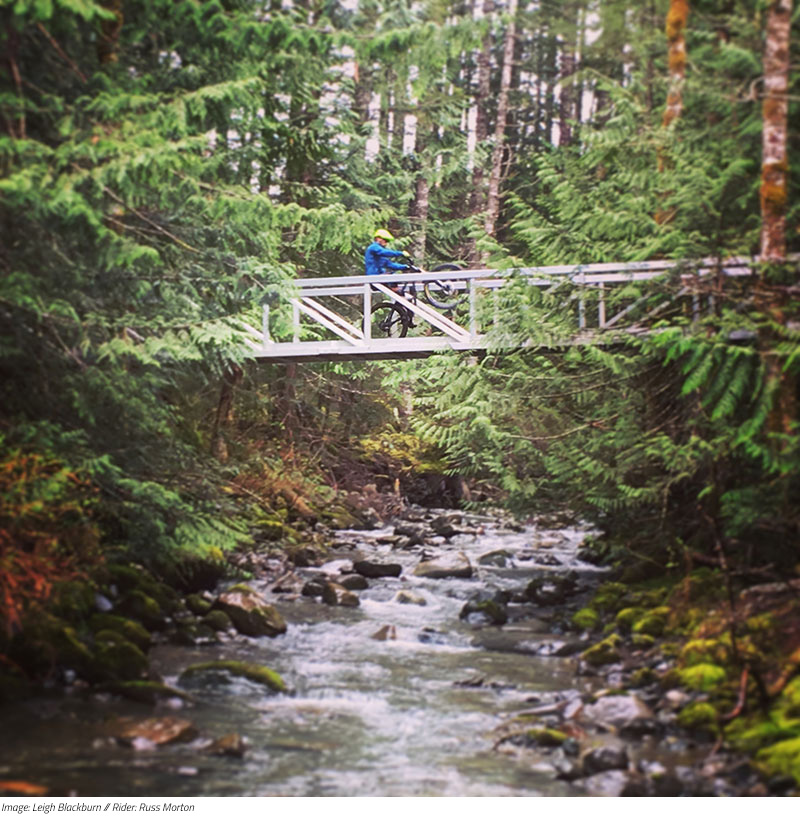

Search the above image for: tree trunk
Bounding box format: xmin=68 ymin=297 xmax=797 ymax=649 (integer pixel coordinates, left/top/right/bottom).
xmin=760 ymin=0 xmax=792 ymax=260
xmin=211 ymin=363 xmax=243 ymax=463
xmin=558 ymin=4 xmax=579 ymax=147
xmin=484 ymin=0 xmax=517 ymax=249
xmin=661 ymin=0 xmax=688 ymax=132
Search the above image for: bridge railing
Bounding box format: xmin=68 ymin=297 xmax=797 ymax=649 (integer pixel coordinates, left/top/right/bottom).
xmin=259 ymin=257 xmax=758 ymax=352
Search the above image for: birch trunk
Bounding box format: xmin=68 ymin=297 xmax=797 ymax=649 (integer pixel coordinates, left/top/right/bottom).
xmin=760 ymin=0 xmax=792 ymax=260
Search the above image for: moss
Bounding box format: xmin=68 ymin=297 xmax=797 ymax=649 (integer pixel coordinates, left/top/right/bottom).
xmin=678 ymin=662 xmax=727 ymax=692
xmin=631 ymin=633 xmax=655 ymax=649
xmin=202 ymin=610 xmax=233 ymax=631
xmin=756 ymin=737 xmax=800 ymax=785
xmin=89 ymin=614 xmax=150 ymax=651
xmin=631 ymin=667 xmax=658 ymax=687
xmin=632 ymin=606 xmax=671 ymax=637
xmin=677 ymin=701 xmax=718 ymax=731
xmin=593 ymin=582 xmax=629 ymax=614
xmin=115 ymin=590 xmax=164 ymax=631
xmin=185 ymin=594 xmax=212 ymax=616
xmin=615 ymin=607 xmax=645 ymax=633
xmin=98 ymin=680 xmax=192 ymax=705
xmin=104 ymin=565 xmax=178 ymax=612
xmin=9 ymin=609 xmax=93 ymax=676
xmin=255 ymin=518 xmax=288 ymax=541
xmin=680 ymin=638 xmax=728 ymax=667
xmin=180 ymin=660 xmax=286 ymax=693
xmin=581 ymin=634 xmax=622 ymax=667
xmin=525 ymin=728 xmax=568 ymax=747
xmin=90 ymin=639 xmax=148 ymax=682
xmin=572 ymin=607 xmax=600 ymax=631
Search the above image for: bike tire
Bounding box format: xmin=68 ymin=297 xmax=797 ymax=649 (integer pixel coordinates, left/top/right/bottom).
xmin=423 ymin=264 xmax=466 ymax=310
xmin=369 ymin=302 xmax=410 ymax=338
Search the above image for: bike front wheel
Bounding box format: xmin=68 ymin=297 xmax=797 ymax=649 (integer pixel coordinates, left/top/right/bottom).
xmin=423 ymin=264 xmax=466 ymax=310
xmin=369 ymin=302 xmax=410 ymax=338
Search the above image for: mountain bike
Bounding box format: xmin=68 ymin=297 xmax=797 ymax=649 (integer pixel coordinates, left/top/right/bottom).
xmin=369 ymin=263 xmax=466 ymax=338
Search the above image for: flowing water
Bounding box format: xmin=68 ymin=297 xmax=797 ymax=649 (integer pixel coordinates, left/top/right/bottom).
xmin=0 ymin=510 xmax=609 ymax=797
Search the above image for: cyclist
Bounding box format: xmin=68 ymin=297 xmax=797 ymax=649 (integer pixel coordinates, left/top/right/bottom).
xmin=364 ymin=228 xmax=412 ymax=277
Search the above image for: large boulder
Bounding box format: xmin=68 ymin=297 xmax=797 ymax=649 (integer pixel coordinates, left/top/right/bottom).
xmin=180 ymin=660 xmax=286 ymax=693
xmin=413 ymin=552 xmax=472 ymax=580
xmin=580 ymin=693 xmax=656 ymax=736
xmin=214 ymin=585 xmax=287 ymax=637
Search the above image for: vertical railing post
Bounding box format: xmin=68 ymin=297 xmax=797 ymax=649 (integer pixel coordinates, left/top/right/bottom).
xmin=692 ymin=293 xmax=700 ymax=323
xmin=598 ymin=283 xmax=605 ymax=328
xmin=293 ymin=301 xmax=300 ymax=343
xmin=363 ymin=283 xmax=371 ymax=340
xmin=262 ymin=303 xmax=271 ymax=345
xmin=578 ymin=270 xmax=586 ymax=330
xmin=469 ymin=278 xmax=477 ymax=338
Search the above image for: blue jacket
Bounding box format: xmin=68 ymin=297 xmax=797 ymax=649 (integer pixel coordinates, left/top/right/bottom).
xmin=364 ymin=241 xmax=408 ymax=276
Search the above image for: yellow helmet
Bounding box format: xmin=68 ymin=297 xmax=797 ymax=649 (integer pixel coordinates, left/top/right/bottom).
xmin=374 ymin=228 xmax=395 ymax=241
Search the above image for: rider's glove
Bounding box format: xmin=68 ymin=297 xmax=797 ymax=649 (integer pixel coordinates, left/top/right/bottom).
xmin=401 ymin=250 xmax=412 ymax=260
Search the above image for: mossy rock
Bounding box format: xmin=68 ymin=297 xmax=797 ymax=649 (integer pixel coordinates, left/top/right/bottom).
xmin=627 ymin=588 xmax=668 ymax=607
xmin=615 ymin=607 xmax=645 ymax=633
xmin=592 ymin=582 xmax=629 ymax=614
xmin=572 ymin=607 xmax=600 ymax=631
xmin=581 ymin=634 xmax=622 ymax=667
xmin=214 ymin=586 xmax=287 ymax=637
xmin=89 ymin=614 xmax=151 ymax=651
xmin=525 ymin=728 xmax=568 ymax=747
xmin=104 ymin=565 xmax=179 ymax=613
xmin=180 ymin=660 xmax=286 ymax=693
xmin=185 ymin=594 xmax=213 ymax=616
xmin=678 ymin=662 xmax=727 ymax=692
xmin=756 ymin=737 xmax=800 ymax=785
xmin=115 ymin=590 xmax=165 ymax=631
xmin=679 ymin=638 xmax=728 ymax=668
xmin=632 ymin=606 xmax=671 ymax=637
xmin=630 ymin=667 xmax=658 ymax=687
xmin=9 ymin=610 xmax=93 ymax=676
xmin=631 ymin=633 xmax=655 ymax=649
xmin=90 ymin=639 xmax=149 ymax=682
xmin=202 ymin=610 xmax=233 ymax=632
xmin=97 ymin=680 xmax=192 ymax=705
xmin=677 ymin=701 xmax=718 ymax=732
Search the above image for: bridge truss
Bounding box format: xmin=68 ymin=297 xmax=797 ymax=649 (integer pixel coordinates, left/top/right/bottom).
xmin=244 ymin=258 xmax=760 ymax=363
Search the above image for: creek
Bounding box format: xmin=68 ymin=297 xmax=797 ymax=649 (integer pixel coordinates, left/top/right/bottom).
xmin=0 ymin=509 xmax=639 ymax=796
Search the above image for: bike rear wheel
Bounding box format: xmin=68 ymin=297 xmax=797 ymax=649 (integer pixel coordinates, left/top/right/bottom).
xmin=370 ymin=302 xmax=410 ymax=338
xmin=423 ymin=264 xmax=466 ymax=310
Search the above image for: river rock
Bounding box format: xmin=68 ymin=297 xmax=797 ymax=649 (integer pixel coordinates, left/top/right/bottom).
xmin=477 ymin=549 xmax=513 ymax=567
xmin=393 ymin=523 xmax=427 ymax=546
xmin=371 ymin=625 xmax=397 ymax=641
xmin=394 ymin=590 xmax=427 ymax=606
xmin=207 ymin=733 xmax=248 ymax=758
xmin=110 ymin=716 xmax=198 ymax=747
xmin=581 ymin=744 xmax=629 ymax=776
xmin=581 ymin=693 xmax=655 ymax=735
xmin=459 ymin=592 xmax=508 ymax=626
xmin=214 ymin=585 xmax=287 ymax=637
xmin=413 ymin=552 xmax=472 ymax=579
xmin=180 ymin=660 xmax=287 ymax=693
xmin=430 ymin=514 xmax=463 ymax=538
xmin=339 ymin=574 xmax=369 ymax=590
xmin=524 ymin=575 xmax=576 ymax=605
xmin=301 ymin=579 xmax=326 ymax=597
xmin=353 ymin=560 xmax=402 ymax=578
xmin=321 ymin=581 xmax=360 ymax=607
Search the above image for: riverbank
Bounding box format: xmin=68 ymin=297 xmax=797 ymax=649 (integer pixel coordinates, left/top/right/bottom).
xmin=2 ymin=495 xmax=795 ymax=796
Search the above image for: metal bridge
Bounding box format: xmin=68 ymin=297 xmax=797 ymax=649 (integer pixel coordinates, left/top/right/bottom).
xmin=243 ymin=257 xmax=760 ymax=363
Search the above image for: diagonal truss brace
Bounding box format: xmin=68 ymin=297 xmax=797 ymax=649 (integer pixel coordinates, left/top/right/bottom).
xmin=293 ymin=296 xmax=365 ymax=346
xmin=371 ymin=283 xmax=472 ymax=342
